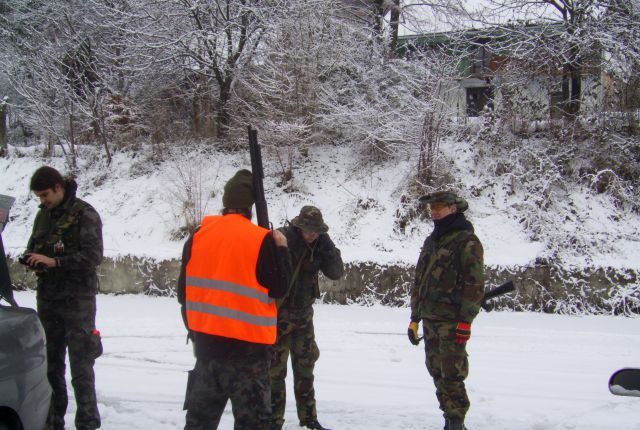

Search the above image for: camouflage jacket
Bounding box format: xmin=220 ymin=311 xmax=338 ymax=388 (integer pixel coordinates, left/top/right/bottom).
xmin=277 ymin=225 xmax=344 ymax=320
xmin=27 ymin=193 xmax=103 ymax=300
xmin=410 ymin=214 xmax=484 ymax=323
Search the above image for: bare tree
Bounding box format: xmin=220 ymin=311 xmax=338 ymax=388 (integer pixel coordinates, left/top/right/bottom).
xmin=137 ymin=0 xmax=278 ymax=139
xmin=1 ymin=0 xmax=136 ymax=164
xmin=235 ymin=0 xmax=387 ymax=180
xmin=232 ymin=0 xmax=462 ymax=186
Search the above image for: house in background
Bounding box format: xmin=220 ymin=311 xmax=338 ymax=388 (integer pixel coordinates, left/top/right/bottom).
xmin=397 ymin=24 xmax=604 ymax=121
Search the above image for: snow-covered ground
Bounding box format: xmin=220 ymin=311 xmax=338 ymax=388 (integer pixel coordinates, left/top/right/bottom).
xmin=13 ymin=290 xmax=639 ymax=430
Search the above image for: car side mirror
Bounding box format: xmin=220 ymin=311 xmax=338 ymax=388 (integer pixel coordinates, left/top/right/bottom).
xmin=609 ymin=368 xmax=640 ymax=397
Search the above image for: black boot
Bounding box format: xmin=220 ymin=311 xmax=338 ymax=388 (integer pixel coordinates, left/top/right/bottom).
xmin=446 ymin=418 xmax=468 ymax=430
xmin=299 ymin=418 xmax=331 ymax=430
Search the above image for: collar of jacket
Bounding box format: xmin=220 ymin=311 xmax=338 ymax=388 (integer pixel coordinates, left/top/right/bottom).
xmin=431 ymin=212 xmax=473 ymax=241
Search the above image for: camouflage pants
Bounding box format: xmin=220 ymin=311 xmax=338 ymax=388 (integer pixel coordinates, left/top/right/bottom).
xmin=270 ymin=317 xmax=320 ymax=426
xmin=423 ymin=319 xmax=470 ymax=420
xmin=38 ymin=295 xmax=102 ymax=430
xmin=184 ymin=352 xmax=272 ymax=430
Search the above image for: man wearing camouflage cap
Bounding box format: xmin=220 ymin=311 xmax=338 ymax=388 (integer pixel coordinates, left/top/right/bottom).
xmin=177 ymin=169 xmax=292 ymax=430
xmin=270 ymin=206 xmax=344 ymax=430
xmin=408 ymin=191 xmax=484 ymax=430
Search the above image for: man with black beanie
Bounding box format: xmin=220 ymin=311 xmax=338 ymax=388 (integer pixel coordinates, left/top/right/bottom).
xmin=177 ymin=169 xmax=292 ymax=430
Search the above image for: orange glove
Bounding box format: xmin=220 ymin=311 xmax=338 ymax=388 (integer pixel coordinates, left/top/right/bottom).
xmin=407 ymin=321 xmax=421 ymax=345
xmin=455 ymin=322 xmax=471 ymax=345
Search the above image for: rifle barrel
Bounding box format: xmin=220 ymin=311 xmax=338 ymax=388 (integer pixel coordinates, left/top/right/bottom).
xmin=248 ymin=126 xmax=270 ymax=229
xmin=483 ymin=280 xmax=515 ymax=303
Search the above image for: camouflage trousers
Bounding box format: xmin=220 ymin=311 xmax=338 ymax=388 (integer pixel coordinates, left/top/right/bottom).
xmin=270 ymin=317 xmax=320 ymax=426
xmin=184 ymin=352 xmax=272 ymax=430
xmin=423 ymin=319 xmax=470 ymax=421
xmin=38 ymin=295 xmax=102 ymax=430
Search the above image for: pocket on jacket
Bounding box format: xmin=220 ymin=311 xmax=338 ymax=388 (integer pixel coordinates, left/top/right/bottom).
xmin=88 ymin=328 xmax=103 ymax=359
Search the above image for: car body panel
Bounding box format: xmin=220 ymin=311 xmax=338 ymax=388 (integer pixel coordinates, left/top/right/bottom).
xmin=0 ymin=305 xmax=51 ymax=430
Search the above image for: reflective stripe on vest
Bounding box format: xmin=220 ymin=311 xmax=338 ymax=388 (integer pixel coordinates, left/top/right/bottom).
xmin=185 ymin=214 xmax=276 ymax=344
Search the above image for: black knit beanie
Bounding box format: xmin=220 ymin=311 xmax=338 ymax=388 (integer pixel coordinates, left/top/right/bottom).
xmin=222 ymin=169 xmax=255 ymax=209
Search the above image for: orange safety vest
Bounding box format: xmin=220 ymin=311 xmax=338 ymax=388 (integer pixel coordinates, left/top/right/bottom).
xmin=185 ymin=214 xmax=277 ymax=344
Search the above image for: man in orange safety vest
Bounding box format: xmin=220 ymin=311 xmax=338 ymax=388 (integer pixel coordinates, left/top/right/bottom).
xmin=177 ymin=169 xmax=292 ymax=430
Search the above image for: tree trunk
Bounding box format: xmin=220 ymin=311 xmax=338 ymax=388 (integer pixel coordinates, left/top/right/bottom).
xmin=69 ymin=112 xmax=77 ymax=170
xmin=92 ymin=105 xmax=112 ymax=165
xmin=418 ymin=111 xmax=442 ymax=184
xmin=98 ymin=119 xmax=112 ymax=165
xmin=47 ymin=133 xmax=54 ymax=156
xmin=193 ymin=91 xmax=202 ymax=138
xmin=561 ymin=71 xmax=570 ymax=117
xmin=388 ymin=0 xmax=400 ymax=57
xmin=569 ymin=67 xmax=582 ymax=117
xmin=0 ymin=102 xmax=7 ymax=157
xmin=215 ymin=83 xmax=231 ymax=139
xmin=372 ymin=3 xmax=385 ymax=45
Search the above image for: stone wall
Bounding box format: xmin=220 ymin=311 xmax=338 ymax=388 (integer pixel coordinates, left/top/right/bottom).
xmin=322 ymin=261 xmax=639 ymax=314
xmin=9 ymin=256 xmax=181 ymax=296
xmin=8 ymin=257 xmax=639 ymax=314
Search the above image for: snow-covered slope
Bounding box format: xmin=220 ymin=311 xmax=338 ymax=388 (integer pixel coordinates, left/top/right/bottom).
xmin=1 ymin=141 xmax=638 ymax=272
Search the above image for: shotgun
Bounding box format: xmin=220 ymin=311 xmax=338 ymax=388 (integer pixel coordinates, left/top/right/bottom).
xmin=248 ymin=125 xmax=270 ymax=229
xmin=481 ymin=280 xmax=516 ymax=311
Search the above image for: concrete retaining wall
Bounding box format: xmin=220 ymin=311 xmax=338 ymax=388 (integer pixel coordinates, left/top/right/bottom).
xmin=8 ymin=257 xmax=639 ymax=314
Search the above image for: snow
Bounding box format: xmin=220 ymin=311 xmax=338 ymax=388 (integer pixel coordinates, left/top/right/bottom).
xmin=2 ymin=142 xmax=639 ymax=271
xmin=12 ymin=290 xmax=640 ymax=430
xmin=0 ymin=144 xmax=526 ymax=265
xmin=611 ymin=386 xmax=640 ymax=397
xmin=0 ymin=144 xmax=547 ymax=266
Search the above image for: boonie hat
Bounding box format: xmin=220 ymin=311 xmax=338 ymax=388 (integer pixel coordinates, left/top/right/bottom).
xmin=419 ymin=191 xmax=469 ymax=212
xmin=291 ymin=206 xmax=328 ymax=233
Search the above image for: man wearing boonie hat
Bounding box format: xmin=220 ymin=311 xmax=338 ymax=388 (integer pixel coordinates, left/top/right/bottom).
xmin=270 ymin=206 xmax=344 ymax=430
xmin=177 ymin=169 xmax=292 ymax=430
xmin=407 ymin=191 xmax=484 ymax=430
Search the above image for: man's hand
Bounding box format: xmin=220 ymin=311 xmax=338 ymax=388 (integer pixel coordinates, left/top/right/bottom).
xmin=25 ymin=253 xmax=56 ymax=269
xmin=272 ymin=230 xmax=288 ymax=247
xmin=315 ymin=233 xmax=331 ymax=252
xmin=454 ymin=322 xmax=471 ymax=345
xmin=407 ymin=321 xmax=421 ymax=345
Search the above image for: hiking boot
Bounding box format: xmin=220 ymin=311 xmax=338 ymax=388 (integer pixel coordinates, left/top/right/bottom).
xmin=299 ymin=418 xmax=331 ymax=430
